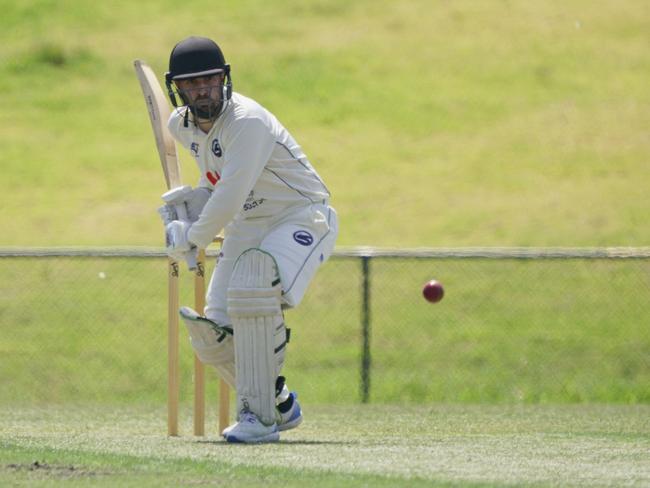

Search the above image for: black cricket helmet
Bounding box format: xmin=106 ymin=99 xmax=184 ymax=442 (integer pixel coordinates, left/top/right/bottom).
xmin=165 ymin=36 xmax=232 ymax=116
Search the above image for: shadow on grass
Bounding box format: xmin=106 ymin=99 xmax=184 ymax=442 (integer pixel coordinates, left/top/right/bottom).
xmin=195 ymin=440 xmax=358 ymax=446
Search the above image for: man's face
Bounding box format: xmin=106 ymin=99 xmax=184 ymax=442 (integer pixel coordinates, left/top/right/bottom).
xmin=175 ymin=74 xmax=224 ymax=119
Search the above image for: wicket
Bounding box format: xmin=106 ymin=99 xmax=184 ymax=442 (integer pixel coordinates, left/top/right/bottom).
xmin=167 ymin=246 xmax=230 ymax=437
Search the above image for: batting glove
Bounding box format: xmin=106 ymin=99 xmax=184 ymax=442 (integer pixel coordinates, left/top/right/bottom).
xmin=165 ymin=220 xmax=193 ymax=261
xmin=158 ymin=204 xmax=178 ymax=226
xmin=184 ymin=187 xmax=212 ymax=221
xmin=158 ymin=186 xmax=212 ymax=226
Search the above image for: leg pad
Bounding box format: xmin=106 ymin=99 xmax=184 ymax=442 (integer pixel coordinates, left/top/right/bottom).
xmin=228 ymin=249 xmax=286 ymax=425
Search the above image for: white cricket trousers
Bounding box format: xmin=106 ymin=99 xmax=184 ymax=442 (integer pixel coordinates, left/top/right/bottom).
xmin=204 ymin=202 xmax=338 ymax=324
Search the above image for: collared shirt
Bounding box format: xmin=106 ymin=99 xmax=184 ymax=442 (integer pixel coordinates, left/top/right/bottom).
xmin=168 ymin=92 xmax=330 ymax=248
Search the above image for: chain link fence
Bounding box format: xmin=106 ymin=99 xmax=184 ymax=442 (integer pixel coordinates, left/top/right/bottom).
xmin=1 ymin=247 xmax=649 ymax=410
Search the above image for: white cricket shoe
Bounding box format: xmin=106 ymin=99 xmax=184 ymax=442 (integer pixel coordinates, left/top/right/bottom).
xmin=224 ymin=412 xmax=280 ymax=443
xmin=277 ymin=392 xmax=303 ymax=432
xmin=222 ymin=392 xmax=303 ymax=438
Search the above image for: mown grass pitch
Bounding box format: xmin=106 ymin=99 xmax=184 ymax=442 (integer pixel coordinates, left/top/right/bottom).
xmin=1 ymin=405 xmax=648 ymax=487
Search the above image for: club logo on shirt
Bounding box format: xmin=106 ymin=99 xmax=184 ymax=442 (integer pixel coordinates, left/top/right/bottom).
xmin=293 ymin=230 xmax=314 ymax=246
xmin=190 ymin=142 xmax=199 ymax=157
xmin=211 ymin=138 xmax=222 ymax=157
xmin=206 ymin=171 xmax=220 ymax=186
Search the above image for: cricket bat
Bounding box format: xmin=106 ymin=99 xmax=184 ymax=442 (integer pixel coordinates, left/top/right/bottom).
xmin=133 ymin=59 xmax=230 ymax=436
xmin=133 ymin=60 xmax=181 ymax=189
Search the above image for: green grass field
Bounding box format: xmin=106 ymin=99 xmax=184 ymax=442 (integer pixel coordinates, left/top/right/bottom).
xmin=0 ymin=0 xmax=648 ymax=247
xmin=1 ymin=253 xmax=648 ymax=485
xmin=1 ymin=1 xmax=649 ymax=485
xmin=2 ymin=255 xmax=648 ymax=406
xmin=2 ymin=405 xmax=649 ymax=487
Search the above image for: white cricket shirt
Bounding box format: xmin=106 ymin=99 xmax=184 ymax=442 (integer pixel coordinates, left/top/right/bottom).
xmin=168 ymin=92 xmax=330 ymax=249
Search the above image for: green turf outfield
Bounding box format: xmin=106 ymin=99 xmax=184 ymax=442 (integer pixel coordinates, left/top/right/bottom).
xmin=1 ymin=405 xmax=649 ymax=487
xmin=1 ymin=0 xmax=648 ymax=247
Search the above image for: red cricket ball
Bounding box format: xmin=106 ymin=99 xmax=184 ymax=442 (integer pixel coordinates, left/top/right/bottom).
xmin=422 ymin=280 xmax=444 ymax=303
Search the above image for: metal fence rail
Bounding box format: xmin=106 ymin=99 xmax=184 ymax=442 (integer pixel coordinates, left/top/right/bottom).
xmin=2 ymin=246 xmax=650 ymax=258
xmin=1 ymin=247 xmax=649 ymax=408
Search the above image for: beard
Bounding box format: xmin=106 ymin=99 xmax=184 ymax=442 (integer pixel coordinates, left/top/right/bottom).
xmin=193 ymin=96 xmax=222 ymax=120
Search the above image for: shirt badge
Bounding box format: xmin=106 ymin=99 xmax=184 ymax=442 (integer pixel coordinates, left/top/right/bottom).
xmin=211 ymin=138 xmax=222 ymax=157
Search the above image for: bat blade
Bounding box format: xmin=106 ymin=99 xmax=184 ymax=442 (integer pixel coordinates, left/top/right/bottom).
xmin=133 ymin=59 xmax=181 ymax=189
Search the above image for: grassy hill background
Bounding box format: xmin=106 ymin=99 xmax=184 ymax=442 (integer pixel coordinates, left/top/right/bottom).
xmin=1 ymin=0 xmax=648 ymax=248
xmin=1 ymin=8 xmax=649 ymax=483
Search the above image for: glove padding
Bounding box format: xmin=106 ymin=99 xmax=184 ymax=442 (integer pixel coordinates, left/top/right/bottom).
xmin=158 ymin=204 xmax=178 ymax=226
xmin=185 ymin=186 xmax=212 ymax=221
xmin=165 ymin=220 xmax=193 ymax=261
xmin=157 ymin=187 xmax=212 ymax=225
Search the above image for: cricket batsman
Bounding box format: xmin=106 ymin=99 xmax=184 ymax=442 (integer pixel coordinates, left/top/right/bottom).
xmin=158 ymin=36 xmax=338 ymax=443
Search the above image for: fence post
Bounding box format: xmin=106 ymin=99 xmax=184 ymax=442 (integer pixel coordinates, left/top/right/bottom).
xmin=360 ymin=255 xmax=371 ymax=403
